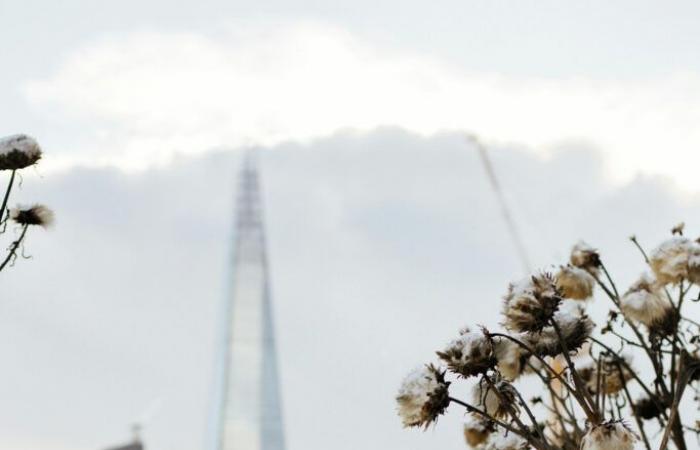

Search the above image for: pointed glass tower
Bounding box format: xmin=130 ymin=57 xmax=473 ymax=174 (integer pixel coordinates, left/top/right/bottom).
xmin=216 ymin=153 xmax=285 ymax=450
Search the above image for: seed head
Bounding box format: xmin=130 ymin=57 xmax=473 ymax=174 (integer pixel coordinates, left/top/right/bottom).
xmin=482 ymin=430 xmax=529 ymax=450
xmin=472 ymin=374 xmax=519 ymax=419
xmin=0 ymin=134 xmax=42 ymax=171
xmin=396 ymin=364 xmax=450 ymax=429
xmin=579 ymin=355 xmax=633 ymax=395
xmin=633 ymin=396 xmax=668 ymax=420
xmin=580 ymin=420 xmax=636 ymax=450
xmin=10 ymin=204 xmax=54 ymax=228
xmin=648 ymin=237 xmax=700 ymax=285
xmin=620 ymin=273 xmax=677 ymax=335
xmin=463 ymin=418 xmax=494 ymax=447
xmin=493 ymin=337 xmax=527 ymax=381
xmin=526 ymin=311 xmax=594 ymax=358
xmin=502 ymin=273 xmax=561 ymax=333
xmin=555 ymin=264 xmax=595 ymax=300
xmin=570 ymin=241 xmax=601 ymax=272
xmin=437 ymin=329 xmax=496 ymax=378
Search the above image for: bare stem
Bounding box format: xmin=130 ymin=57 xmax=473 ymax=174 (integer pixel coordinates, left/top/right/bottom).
xmin=551 ymin=319 xmax=600 ymax=423
xmin=448 ymin=396 xmax=526 ymax=438
xmin=0 ymin=169 xmax=16 ymax=225
xmin=0 ymin=224 xmax=28 ymax=272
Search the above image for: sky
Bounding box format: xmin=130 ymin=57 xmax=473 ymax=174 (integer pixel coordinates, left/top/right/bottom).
xmin=2 ymin=1 xmax=700 ymax=450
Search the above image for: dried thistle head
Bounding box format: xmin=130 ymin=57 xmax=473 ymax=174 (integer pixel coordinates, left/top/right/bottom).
xmin=526 ymin=311 xmax=594 ymax=358
xmin=493 ymin=337 xmax=527 ymax=381
xmin=472 ymin=374 xmax=519 ymax=419
xmin=10 ymin=204 xmax=54 ymax=228
xmin=633 ymin=396 xmax=668 ymax=420
xmin=570 ymin=241 xmax=601 ymax=273
xmin=620 ymin=273 xmax=677 ymax=335
xmin=579 ymin=354 xmax=633 ymax=395
xmin=463 ymin=418 xmax=494 ymax=447
xmin=482 ymin=431 xmax=529 ymax=450
xmin=437 ymin=329 xmax=496 ymax=378
xmin=555 ymin=264 xmax=595 ymax=300
xmin=0 ymin=134 xmax=42 ymax=171
xmin=580 ymin=420 xmax=636 ymax=450
xmin=502 ymin=273 xmax=561 ymax=333
xmin=396 ymin=364 xmax=450 ymax=429
xmin=648 ymin=236 xmax=700 ymax=285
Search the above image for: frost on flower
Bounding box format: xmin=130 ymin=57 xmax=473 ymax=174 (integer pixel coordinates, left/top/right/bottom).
xmin=570 ymin=241 xmax=601 ymax=272
xmin=502 ymin=273 xmax=561 ymax=333
xmin=10 ymin=204 xmax=55 ymax=228
xmin=482 ymin=430 xmax=529 ymax=450
xmin=396 ymin=364 xmax=450 ymax=428
xmin=493 ymin=338 xmax=526 ymax=381
xmin=526 ymin=311 xmax=593 ymax=358
xmin=471 ymin=374 xmax=518 ymax=419
xmin=555 ymin=264 xmax=595 ymax=300
xmin=649 ymin=237 xmax=700 ymax=285
xmin=0 ymin=134 xmax=42 ymax=171
xmin=620 ymin=273 xmax=676 ymax=334
xmin=580 ymin=420 xmax=636 ymax=450
xmin=463 ymin=418 xmax=494 ymax=447
xmin=437 ymin=329 xmax=496 ymax=378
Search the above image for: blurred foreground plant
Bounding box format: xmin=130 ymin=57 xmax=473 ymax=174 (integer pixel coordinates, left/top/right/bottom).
xmin=0 ymin=134 xmax=53 ymax=271
xmin=396 ymin=225 xmax=700 ymax=450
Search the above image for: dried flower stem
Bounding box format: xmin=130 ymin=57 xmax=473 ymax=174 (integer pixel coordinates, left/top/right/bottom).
xmin=0 ymin=169 xmax=16 ymax=225
xmin=551 ymin=319 xmax=600 ymax=423
xmin=0 ymin=224 xmax=28 ymax=272
xmin=488 ymin=332 xmax=576 ymax=393
xmin=448 ymin=396 xmax=526 ymax=438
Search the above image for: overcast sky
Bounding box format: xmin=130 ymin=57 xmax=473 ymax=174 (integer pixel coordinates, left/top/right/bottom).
xmin=2 ymin=2 xmax=700 ymax=450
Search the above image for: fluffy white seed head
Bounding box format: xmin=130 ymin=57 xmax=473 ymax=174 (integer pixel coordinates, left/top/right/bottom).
xmin=396 ymin=365 xmax=450 ymax=428
xmin=437 ymin=330 xmax=496 ymax=378
xmin=555 ymin=264 xmax=595 ymax=300
xmin=649 ymin=237 xmax=697 ymax=285
xmin=493 ymin=338 xmax=525 ymax=381
xmin=525 ymin=310 xmax=593 ymax=358
xmin=502 ymin=273 xmax=561 ymax=333
xmin=570 ymin=241 xmax=601 ymax=272
xmin=620 ymin=273 xmax=674 ymax=329
xmin=580 ymin=420 xmax=636 ymax=450
xmin=463 ymin=418 xmax=493 ymax=447
xmin=0 ymin=134 xmax=42 ymax=170
xmin=483 ymin=431 xmax=529 ymax=450
xmin=471 ymin=375 xmax=518 ymax=419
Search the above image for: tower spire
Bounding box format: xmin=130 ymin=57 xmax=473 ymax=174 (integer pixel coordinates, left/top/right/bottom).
xmin=216 ymin=151 xmax=285 ymax=450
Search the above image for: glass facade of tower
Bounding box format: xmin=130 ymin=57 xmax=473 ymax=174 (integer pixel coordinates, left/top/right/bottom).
xmin=217 ymin=156 xmax=285 ymax=450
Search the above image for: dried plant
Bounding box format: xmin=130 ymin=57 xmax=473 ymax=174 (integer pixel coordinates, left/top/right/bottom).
xmin=396 ymin=225 xmax=700 ymax=450
xmin=0 ymin=134 xmax=53 ymax=271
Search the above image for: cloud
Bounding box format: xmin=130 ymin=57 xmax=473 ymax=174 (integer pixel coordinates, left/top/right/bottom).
xmin=21 ymin=22 xmax=700 ymax=191
xmin=2 ymin=128 xmax=700 ymax=449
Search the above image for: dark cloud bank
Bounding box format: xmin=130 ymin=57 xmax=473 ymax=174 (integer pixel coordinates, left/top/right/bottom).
xmin=0 ymin=128 xmax=698 ymax=450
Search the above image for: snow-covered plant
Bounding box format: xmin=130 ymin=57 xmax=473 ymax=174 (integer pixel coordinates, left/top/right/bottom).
xmin=0 ymin=134 xmax=53 ymax=271
xmin=396 ymin=224 xmax=700 ymax=450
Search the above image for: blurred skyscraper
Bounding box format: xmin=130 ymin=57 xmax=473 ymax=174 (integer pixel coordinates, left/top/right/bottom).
xmin=214 ymin=154 xmax=285 ymax=450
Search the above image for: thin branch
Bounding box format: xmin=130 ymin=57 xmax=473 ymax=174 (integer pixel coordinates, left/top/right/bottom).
xmin=0 ymin=224 xmax=29 ymax=272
